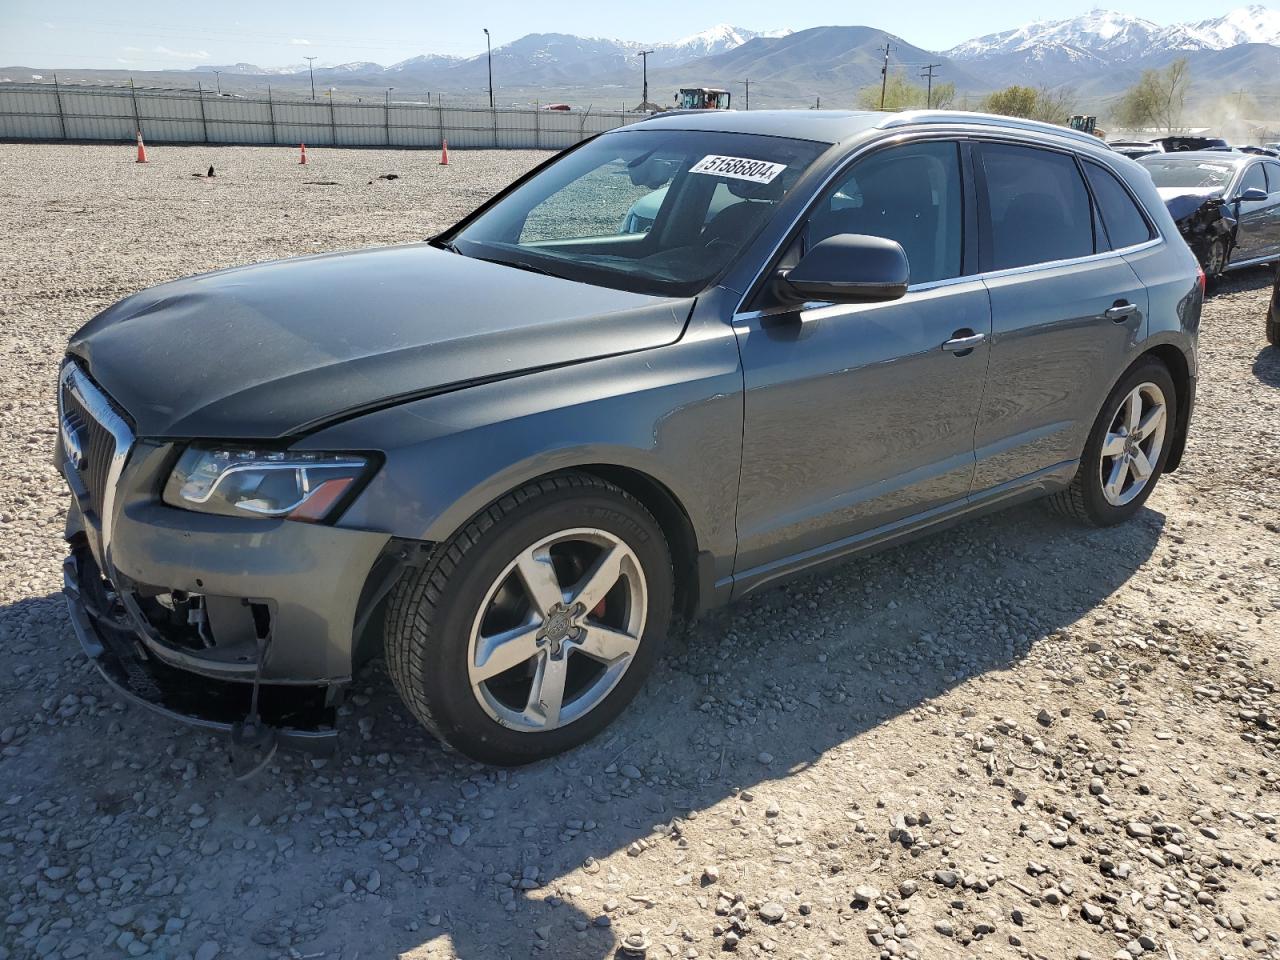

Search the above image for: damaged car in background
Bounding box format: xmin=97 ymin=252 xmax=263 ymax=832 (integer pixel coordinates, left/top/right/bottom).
xmin=1139 ymin=151 xmax=1280 ymax=282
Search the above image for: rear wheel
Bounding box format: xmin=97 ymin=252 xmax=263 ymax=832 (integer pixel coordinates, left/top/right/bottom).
xmin=384 ymin=473 xmax=673 ymax=765
xmin=1049 ymin=358 xmax=1176 ymax=526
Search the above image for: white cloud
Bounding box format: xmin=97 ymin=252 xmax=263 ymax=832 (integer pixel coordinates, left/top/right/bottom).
xmin=42 ymin=21 xmax=55 ymax=29
xmin=153 ymin=46 xmax=211 ymax=61
xmin=289 ymin=38 xmax=311 ymax=46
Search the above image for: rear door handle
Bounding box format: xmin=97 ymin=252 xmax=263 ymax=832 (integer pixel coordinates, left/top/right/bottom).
xmin=1104 ymin=302 xmax=1138 ymax=321
xmin=941 ymin=331 xmax=986 ymax=354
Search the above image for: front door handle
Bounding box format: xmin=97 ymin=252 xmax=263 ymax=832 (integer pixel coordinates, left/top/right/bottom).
xmin=1105 ymin=302 xmax=1139 ymax=321
xmin=941 ymin=330 xmax=986 ymax=354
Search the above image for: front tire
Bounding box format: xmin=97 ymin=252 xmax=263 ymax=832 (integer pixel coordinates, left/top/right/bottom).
xmin=1049 ymin=358 xmax=1177 ymax=526
xmin=384 ymin=473 xmax=674 ymax=765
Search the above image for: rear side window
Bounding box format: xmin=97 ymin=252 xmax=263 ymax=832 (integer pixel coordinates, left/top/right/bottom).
xmin=1084 ymin=161 xmax=1154 ymax=250
xmin=978 ymin=143 xmax=1093 ymax=270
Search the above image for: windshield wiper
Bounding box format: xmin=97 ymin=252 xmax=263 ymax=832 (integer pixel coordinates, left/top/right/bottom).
xmin=430 ymin=238 xmax=462 ymax=254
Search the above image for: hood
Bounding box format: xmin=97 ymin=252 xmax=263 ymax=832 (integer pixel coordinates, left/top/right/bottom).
xmin=1156 ymin=185 xmax=1223 ymax=203
xmin=69 ymin=244 xmax=692 ymax=440
xmin=1159 ymin=188 xmax=1226 ymax=224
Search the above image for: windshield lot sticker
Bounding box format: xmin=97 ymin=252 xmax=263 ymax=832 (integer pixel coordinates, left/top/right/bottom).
xmin=690 ymin=155 xmax=787 ymax=184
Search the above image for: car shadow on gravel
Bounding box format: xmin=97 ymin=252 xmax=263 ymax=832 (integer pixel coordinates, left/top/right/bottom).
xmin=4 ymin=502 xmax=1165 ymax=960
xmin=1252 ymin=344 xmax=1280 ymax=387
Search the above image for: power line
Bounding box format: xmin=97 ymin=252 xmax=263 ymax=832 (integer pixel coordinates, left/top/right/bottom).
xmin=636 ymin=50 xmax=654 ymax=110
xmin=879 ymin=42 xmax=892 ymax=110
xmin=920 ymin=63 xmax=942 ymax=108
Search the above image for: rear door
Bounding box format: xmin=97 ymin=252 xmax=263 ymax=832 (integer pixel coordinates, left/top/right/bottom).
xmin=971 ymin=141 xmax=1148 ymax=494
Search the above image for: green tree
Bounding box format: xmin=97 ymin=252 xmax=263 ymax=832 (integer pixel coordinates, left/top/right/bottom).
xmin=981 ymin=85 xmax=1039 ymax=118
xmin=1112 ymin=57 xmax=1190 ymax=133
xmin=980 ymin=85 xmax=1076 ymax=125
xmin=858 ymin=71 xmax=925 ymax=111
xmin=857 ymin=72 xmax=956 ymax=111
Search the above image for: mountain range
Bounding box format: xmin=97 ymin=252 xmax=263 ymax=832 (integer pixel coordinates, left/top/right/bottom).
xmin=5 ymin=8 xmax=1280 ymax=113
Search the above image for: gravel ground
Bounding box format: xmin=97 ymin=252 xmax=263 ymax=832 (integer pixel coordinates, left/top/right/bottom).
xmin=1 ymin=143 xmax=1278 ymax=960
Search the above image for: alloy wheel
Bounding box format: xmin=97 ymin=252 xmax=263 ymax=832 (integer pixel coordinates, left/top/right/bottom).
xmin=1098 ymin=381 xmax=1168 ymax=507
xmin=466 ymin=528 xmax=647 ymax=732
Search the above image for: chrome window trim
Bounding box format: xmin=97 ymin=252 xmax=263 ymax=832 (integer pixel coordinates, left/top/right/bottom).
xmin=59 ymin=362 xmax=134 ymax=557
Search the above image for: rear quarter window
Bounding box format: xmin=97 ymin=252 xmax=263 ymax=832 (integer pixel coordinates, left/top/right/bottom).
xmin=1083 ymin=161 xmax=1155 ymax=250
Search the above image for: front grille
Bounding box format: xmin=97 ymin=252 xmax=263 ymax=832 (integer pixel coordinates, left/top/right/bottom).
xmin=59 ymin=363 xmax=134 ymax=543
xmin=61 ymin=384 xmax=116 ymax=520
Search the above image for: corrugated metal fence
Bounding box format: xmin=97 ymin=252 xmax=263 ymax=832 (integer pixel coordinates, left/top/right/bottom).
xmin=0 ymin=82 xmax=644 ymax=149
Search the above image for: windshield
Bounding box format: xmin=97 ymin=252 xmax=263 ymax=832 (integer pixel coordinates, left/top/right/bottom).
xmin=446 ymin=128 xmax=827 ymax=296
xmin=1141 ymin=158 xmax=1234 ymax=190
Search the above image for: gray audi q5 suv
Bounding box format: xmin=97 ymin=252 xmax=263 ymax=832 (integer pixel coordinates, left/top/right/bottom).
xmin=59 ymin=110 xmax=1202 ymax=764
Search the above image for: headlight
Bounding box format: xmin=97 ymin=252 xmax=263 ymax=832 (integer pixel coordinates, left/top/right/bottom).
xmin=163 ymin=446 xmax=373 ymax=522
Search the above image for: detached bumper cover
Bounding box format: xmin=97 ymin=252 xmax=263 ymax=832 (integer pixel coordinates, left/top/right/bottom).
xmin=64 ymin=547 xmax=339 ymax=750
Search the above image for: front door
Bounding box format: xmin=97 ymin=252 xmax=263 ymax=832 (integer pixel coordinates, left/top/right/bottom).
xmin=734 ymin=140 xmax=991 ymax=580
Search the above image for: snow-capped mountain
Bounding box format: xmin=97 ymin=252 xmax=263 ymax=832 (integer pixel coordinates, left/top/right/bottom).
xmin=948 ymin=5 xmax=1280 ymax=63
xmin=1181 ymin=5 xmax=1280 ymax=49
xmin=655 ymin=24 xmax=792 ymax=61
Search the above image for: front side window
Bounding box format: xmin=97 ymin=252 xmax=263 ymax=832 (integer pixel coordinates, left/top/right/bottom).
xmin=1084 ymin=161 xmax=1154 ymax=250
xmin=1238 ymin=163 xmax=1267 ymax=197
xmin=979 ymin=143 xmax=1093 ymax=270
xmin=804 ymin=141 xmax=963 ymax=286
xmin=1265 ymin=162 xmax=1280 ymax=193
xmin=448 ymin=129 xmax=827 ymax=297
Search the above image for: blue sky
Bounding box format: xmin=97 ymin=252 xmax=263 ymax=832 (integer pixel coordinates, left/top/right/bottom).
xmin=2 ymin=0 xmax=1272 ymax=69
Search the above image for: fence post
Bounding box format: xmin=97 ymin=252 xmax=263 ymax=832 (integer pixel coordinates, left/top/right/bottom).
xmin=52 ymin=73 xmax=66 ymax=140
xmin=329 ymin=96 xmax=337 ymax=146
xmin=491 ymin=105 xmax=499 ymax=149
xmin=197 ymin=81 xmax=209 ymax=143
xmin=385 ymin=101 xmax=391 ymax=147
xmin=129 ymin=77 xmax=141 ymax=139
xmin=534 ymin=103 xmax=540 ymax=150
xmin=267 ymin=85 xmax=277 ymax=145
xmin=436 ymin=104 xmax=445 ymax=150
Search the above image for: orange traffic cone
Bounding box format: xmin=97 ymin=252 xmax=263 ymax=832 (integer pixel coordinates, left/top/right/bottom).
xmin=439 ymin=139 xmax=449 ymax=165
xmin=299 ymin=143 xmax=307 ymax=165
xmin=135 ymin=130 xmax=148 ymax=163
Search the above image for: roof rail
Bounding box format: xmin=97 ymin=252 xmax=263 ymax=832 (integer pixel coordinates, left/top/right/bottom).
xmin=877 ymin=110 xmax=1111 ymax=150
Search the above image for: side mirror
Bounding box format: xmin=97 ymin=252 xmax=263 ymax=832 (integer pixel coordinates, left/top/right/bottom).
xmin=778 ymin=234 xmax=909 ymax=304
xmin=1238 ymin=186 xmax=1268 ymax=202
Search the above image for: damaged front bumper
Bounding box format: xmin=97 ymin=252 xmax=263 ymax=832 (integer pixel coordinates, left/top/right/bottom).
xmin=1164 ymin=193 xmax=1235 ymax=273
xmin=58 ymin=373 xmax=394 ymax=750
xmin=63 ymin=544 xmax=341 ymax=751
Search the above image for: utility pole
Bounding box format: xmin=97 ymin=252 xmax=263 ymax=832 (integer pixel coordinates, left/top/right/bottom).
xmin=739 ymin=78 xmax=750 ymax=111
xmin=920 ymin=63 xmax=941 ymax=109
xmin=304 ymin=57 xmax=317 ymax=100
xmin=879 ymin=42 xmax=892 ymax=110
xmin=636 ymin=50 xmax=654 ymax=110
xmin=213 ymin=69 xmax=221 ymax=94
xmin=483 ymin=28 xmax=494 ymax=111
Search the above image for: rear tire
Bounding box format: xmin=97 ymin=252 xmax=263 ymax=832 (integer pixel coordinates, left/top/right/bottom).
xmin=384 ymin=472 xmax=673 ymax=765
xmin=1049 ymin=358 xmax=1177 ymax=527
